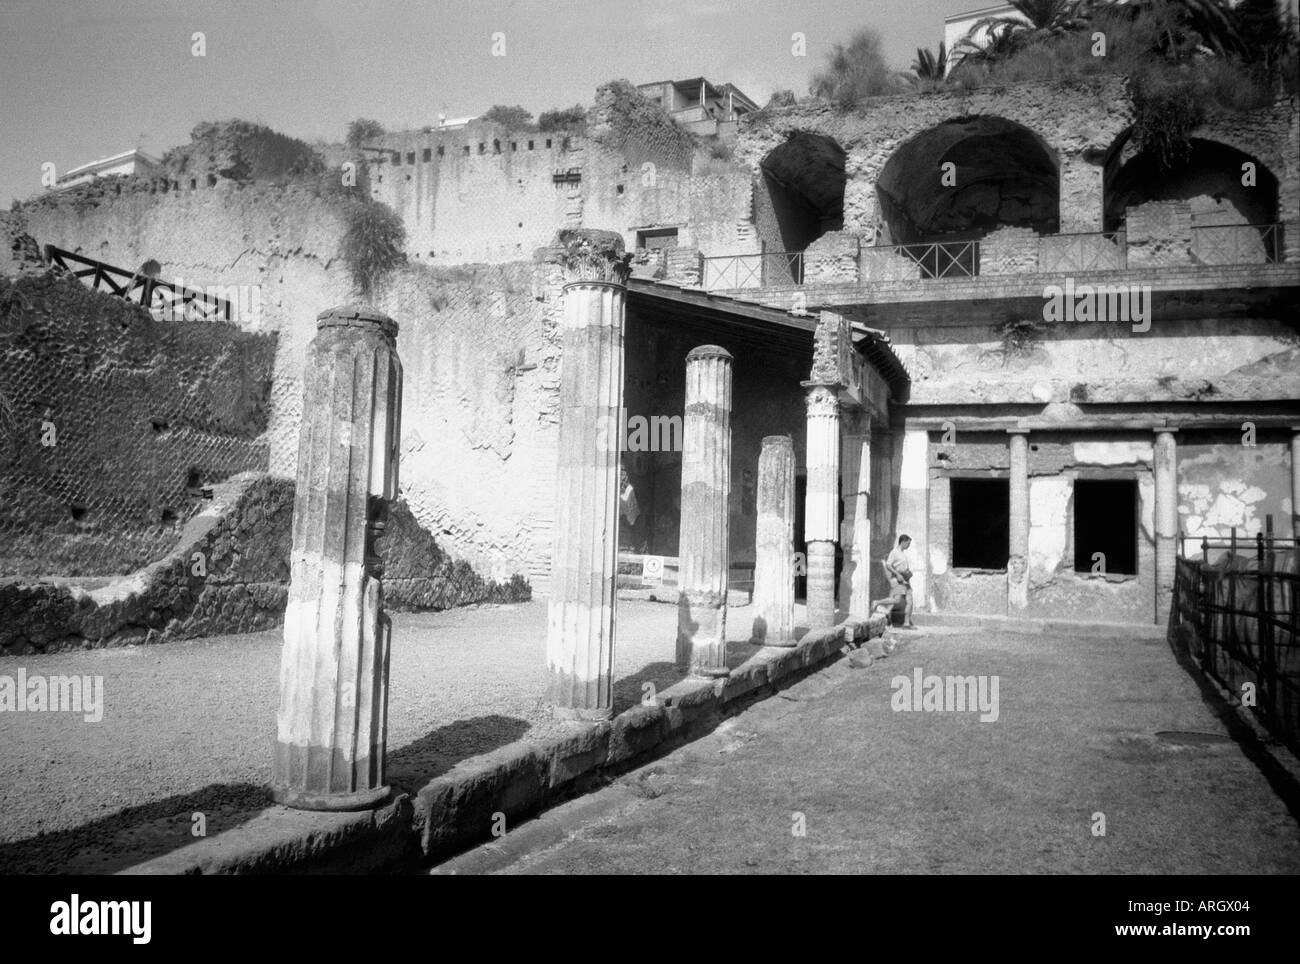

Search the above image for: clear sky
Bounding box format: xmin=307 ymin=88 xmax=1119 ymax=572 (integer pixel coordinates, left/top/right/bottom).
xmin=0 ymin=0 xmax=992 ymax=208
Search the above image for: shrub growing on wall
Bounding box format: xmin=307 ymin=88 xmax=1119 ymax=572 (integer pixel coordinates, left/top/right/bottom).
xmin=340 ymin=200 xmax=407 ymax=298
xmin=538 ymin=104 xmax=588 ymax=133
xmin=481 ymin=105 xmax=537 ymax=130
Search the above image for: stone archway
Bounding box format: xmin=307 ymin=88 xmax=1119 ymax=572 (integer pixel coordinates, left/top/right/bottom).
xmin=876 ymin=116 xmax=1060 ymax=245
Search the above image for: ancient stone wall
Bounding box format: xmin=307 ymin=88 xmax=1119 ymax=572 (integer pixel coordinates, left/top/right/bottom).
xmin=0 ymin=272 xmax=274 ymax=577
xmin=0 ymin=472 xmax=530 ymax=656
xmin=14 ymin=186 xmax=560 ymax=586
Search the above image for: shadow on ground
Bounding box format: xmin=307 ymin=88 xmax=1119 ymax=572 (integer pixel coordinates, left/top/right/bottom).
xmin=387 ymin=714 xmax=533 ymax=791
xmin=0 ymin=782 xmax=270 ymax=874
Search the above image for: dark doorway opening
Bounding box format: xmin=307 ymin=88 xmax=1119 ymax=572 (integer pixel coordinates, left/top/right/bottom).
xmin=950 ymin=478 xmax=1010 ymax=570
xmin=1073 ymin=478 xmax=1138 ymax=575
xmin=794 ymin=474 xmax=807 ymax=600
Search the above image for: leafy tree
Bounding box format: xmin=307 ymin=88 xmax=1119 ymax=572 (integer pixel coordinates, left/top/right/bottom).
xmin=480 ymin=105 xmax=536 ymax=129
xmin=764 ymin=89 xmax=798 ymax=108
xmin=345 ymin=118 xmax=384 ymax=148
xmin=810 ymin=27 xmax=909 ymax=106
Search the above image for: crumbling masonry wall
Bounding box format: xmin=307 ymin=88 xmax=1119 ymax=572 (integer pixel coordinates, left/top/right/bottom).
xmin=0 ymin=272 xmax=275 ymax=577
xmin=15 ymin=185 xmax=558 ymax=586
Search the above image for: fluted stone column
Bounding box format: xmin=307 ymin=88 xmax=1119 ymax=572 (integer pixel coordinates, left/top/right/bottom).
xmin=751 ymin=435 xmax=795 ymax=646
xmin=804 ymin=382 xmax=841 ymax=629
xmin=272 ymin=307 xmax=402 ymax=811
xmin=1154 ymin=428 xmax=1180 ymax=624
xmin=1290 ymin=429 xmax=1300 ymax=541
xmin=839 ymin=413 xmax=872 ymax=618
xmin=677 ymin=345 xmax=733 ymax=676
xmin=546 ymin=239 xmax=630 ymax=720
xmin=1007 ymin=429 xmax=1030 ymax=613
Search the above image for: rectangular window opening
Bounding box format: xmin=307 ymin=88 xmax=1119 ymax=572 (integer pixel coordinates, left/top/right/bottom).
xmin=950 ymin=478 xmax=1009 ymax=570
xmin=1073 ymin=478 xmax=1138 ymax=575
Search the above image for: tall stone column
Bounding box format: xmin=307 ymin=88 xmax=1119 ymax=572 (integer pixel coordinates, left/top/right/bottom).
xmin=1290 ymin=429 xmax=1300 ymax=541
xmin=272 ymin=307 xmax=402 ymax=811
xmin=546 ymin=234 xmax=631 ymax=720
xmin=677 ymin=345 xmax=734 ymax=676
xmin=804 ymin=382 xmax=841 ymax=629
xmin=751 ymin=435 xmax=795 ymax=646
xmin=1007 ymin=429 xmax=1030 ymax=613
xmin=839 ymin=413 xmax=872 ymax=618
xmin=1154 ymin=428 xmax=1180 ymax=625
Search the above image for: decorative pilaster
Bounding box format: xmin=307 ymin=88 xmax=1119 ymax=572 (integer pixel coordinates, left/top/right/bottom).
xmin=751 ymin=435 xmax=795 ymax=646
xmin=272 ymin=306 xmax=403 ymax=811
xmin=804 ymin=382 xmax=841 ymax=629
xmin=676 ymin=345 xmax=733 ymax=676
xmin=1007 ymin=429 xmax=1030 ymax=613
xmin=545 ymin=230 xmax=631 ymax=720
xmin=1153 ymin=427 xmax=1180 ymax=625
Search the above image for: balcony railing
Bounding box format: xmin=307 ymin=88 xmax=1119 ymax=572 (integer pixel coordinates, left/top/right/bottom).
xmin=699 ymin=223 xmax=1286 ymax=292
xmin=700 ymin=250 xmax=803 ymax=290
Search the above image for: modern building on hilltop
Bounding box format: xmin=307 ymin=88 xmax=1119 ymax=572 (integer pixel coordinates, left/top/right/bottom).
xmin=636 ymin=77 xmax=759 ymax=137
xmin=52 ymin=149 xmax=161 ymax=191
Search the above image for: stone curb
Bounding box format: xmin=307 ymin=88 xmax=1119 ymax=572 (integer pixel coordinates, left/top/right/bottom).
xmin=119 ymin=614 xmax=886 ymax=875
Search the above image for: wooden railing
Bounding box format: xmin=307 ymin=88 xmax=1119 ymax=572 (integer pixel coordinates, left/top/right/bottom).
xmin=44 ymin=246 xmax=232 ymax=322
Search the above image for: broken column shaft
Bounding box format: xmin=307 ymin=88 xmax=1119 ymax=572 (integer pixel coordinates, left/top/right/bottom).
xmin=546 ymin=247 xmax=630 ymax=721
xmin=677 ymin=345 xmax=733 ymax=676
xmin=272 ymin=306 xmax=402 ymax=811
xmin=751 ymin=435 xmax=796 ymax=646
xmin=804 ymin=382 xmax=840 ymax=629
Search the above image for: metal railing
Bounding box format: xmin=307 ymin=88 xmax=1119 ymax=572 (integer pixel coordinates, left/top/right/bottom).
xmin=44 ymin=245 xmax=233 ymax=322
xmin=1037 ymin=231 xmax=1127 ymax=273
xmin=698 ymin=223 xmax=1286 ymax=291
xmin=700 ymin=250 xmax=803 ymax=290
xmin=860 ymin=239 xmax=979 ymax=281
xmin=1191 ymin=222 xmax=1283 ymax=266
xmin=1171 ymin=530 xmax=1300 ymax=755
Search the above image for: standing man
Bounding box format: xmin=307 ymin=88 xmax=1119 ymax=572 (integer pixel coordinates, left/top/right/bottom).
xmin=885 ymin=534 xmax=917 ymax=630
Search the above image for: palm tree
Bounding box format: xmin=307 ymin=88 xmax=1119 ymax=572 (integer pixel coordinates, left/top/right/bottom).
xmin=911 ymin=42 xmax=948 ymax=81
xmin=954 ymin=0 xmax=1096 ymax=67
xmin=1098 ymin=0 xmax=1248 ymax=60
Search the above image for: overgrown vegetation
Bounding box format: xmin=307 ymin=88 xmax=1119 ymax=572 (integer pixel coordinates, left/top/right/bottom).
xmin=809 ymin=27 xmax=911 ymax=106
xmin=345 ymin=118 xmax=385 ymax=148
xmin=592 ymin=80 xmax=697 ymax=169
xmin=480 ymin=105 xmax=536 ymax=130
xmin=340 ymin=200 xmax=406 ymax=299
xmin=808 ymin=2 xmax=1296 ymax=166
xmin=538 ymin=104 xmax=588 ymax=133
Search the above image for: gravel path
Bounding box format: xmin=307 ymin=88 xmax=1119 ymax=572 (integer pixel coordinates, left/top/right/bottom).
xmin=0 ymin=598 xmax=809 ymax=865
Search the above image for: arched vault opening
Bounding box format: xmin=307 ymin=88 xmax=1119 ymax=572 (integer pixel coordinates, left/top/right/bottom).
xmin=755 ymin=132 xmax=847 ymax=255
xmin=876 ymin=116 xmax=1059 ymax=245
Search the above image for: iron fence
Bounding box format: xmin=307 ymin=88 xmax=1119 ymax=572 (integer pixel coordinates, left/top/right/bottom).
xmin=1191 ymin=222 xmax=1283 ymax=266
xmin=1171 ymin=531 xmax=1300 ymax=755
